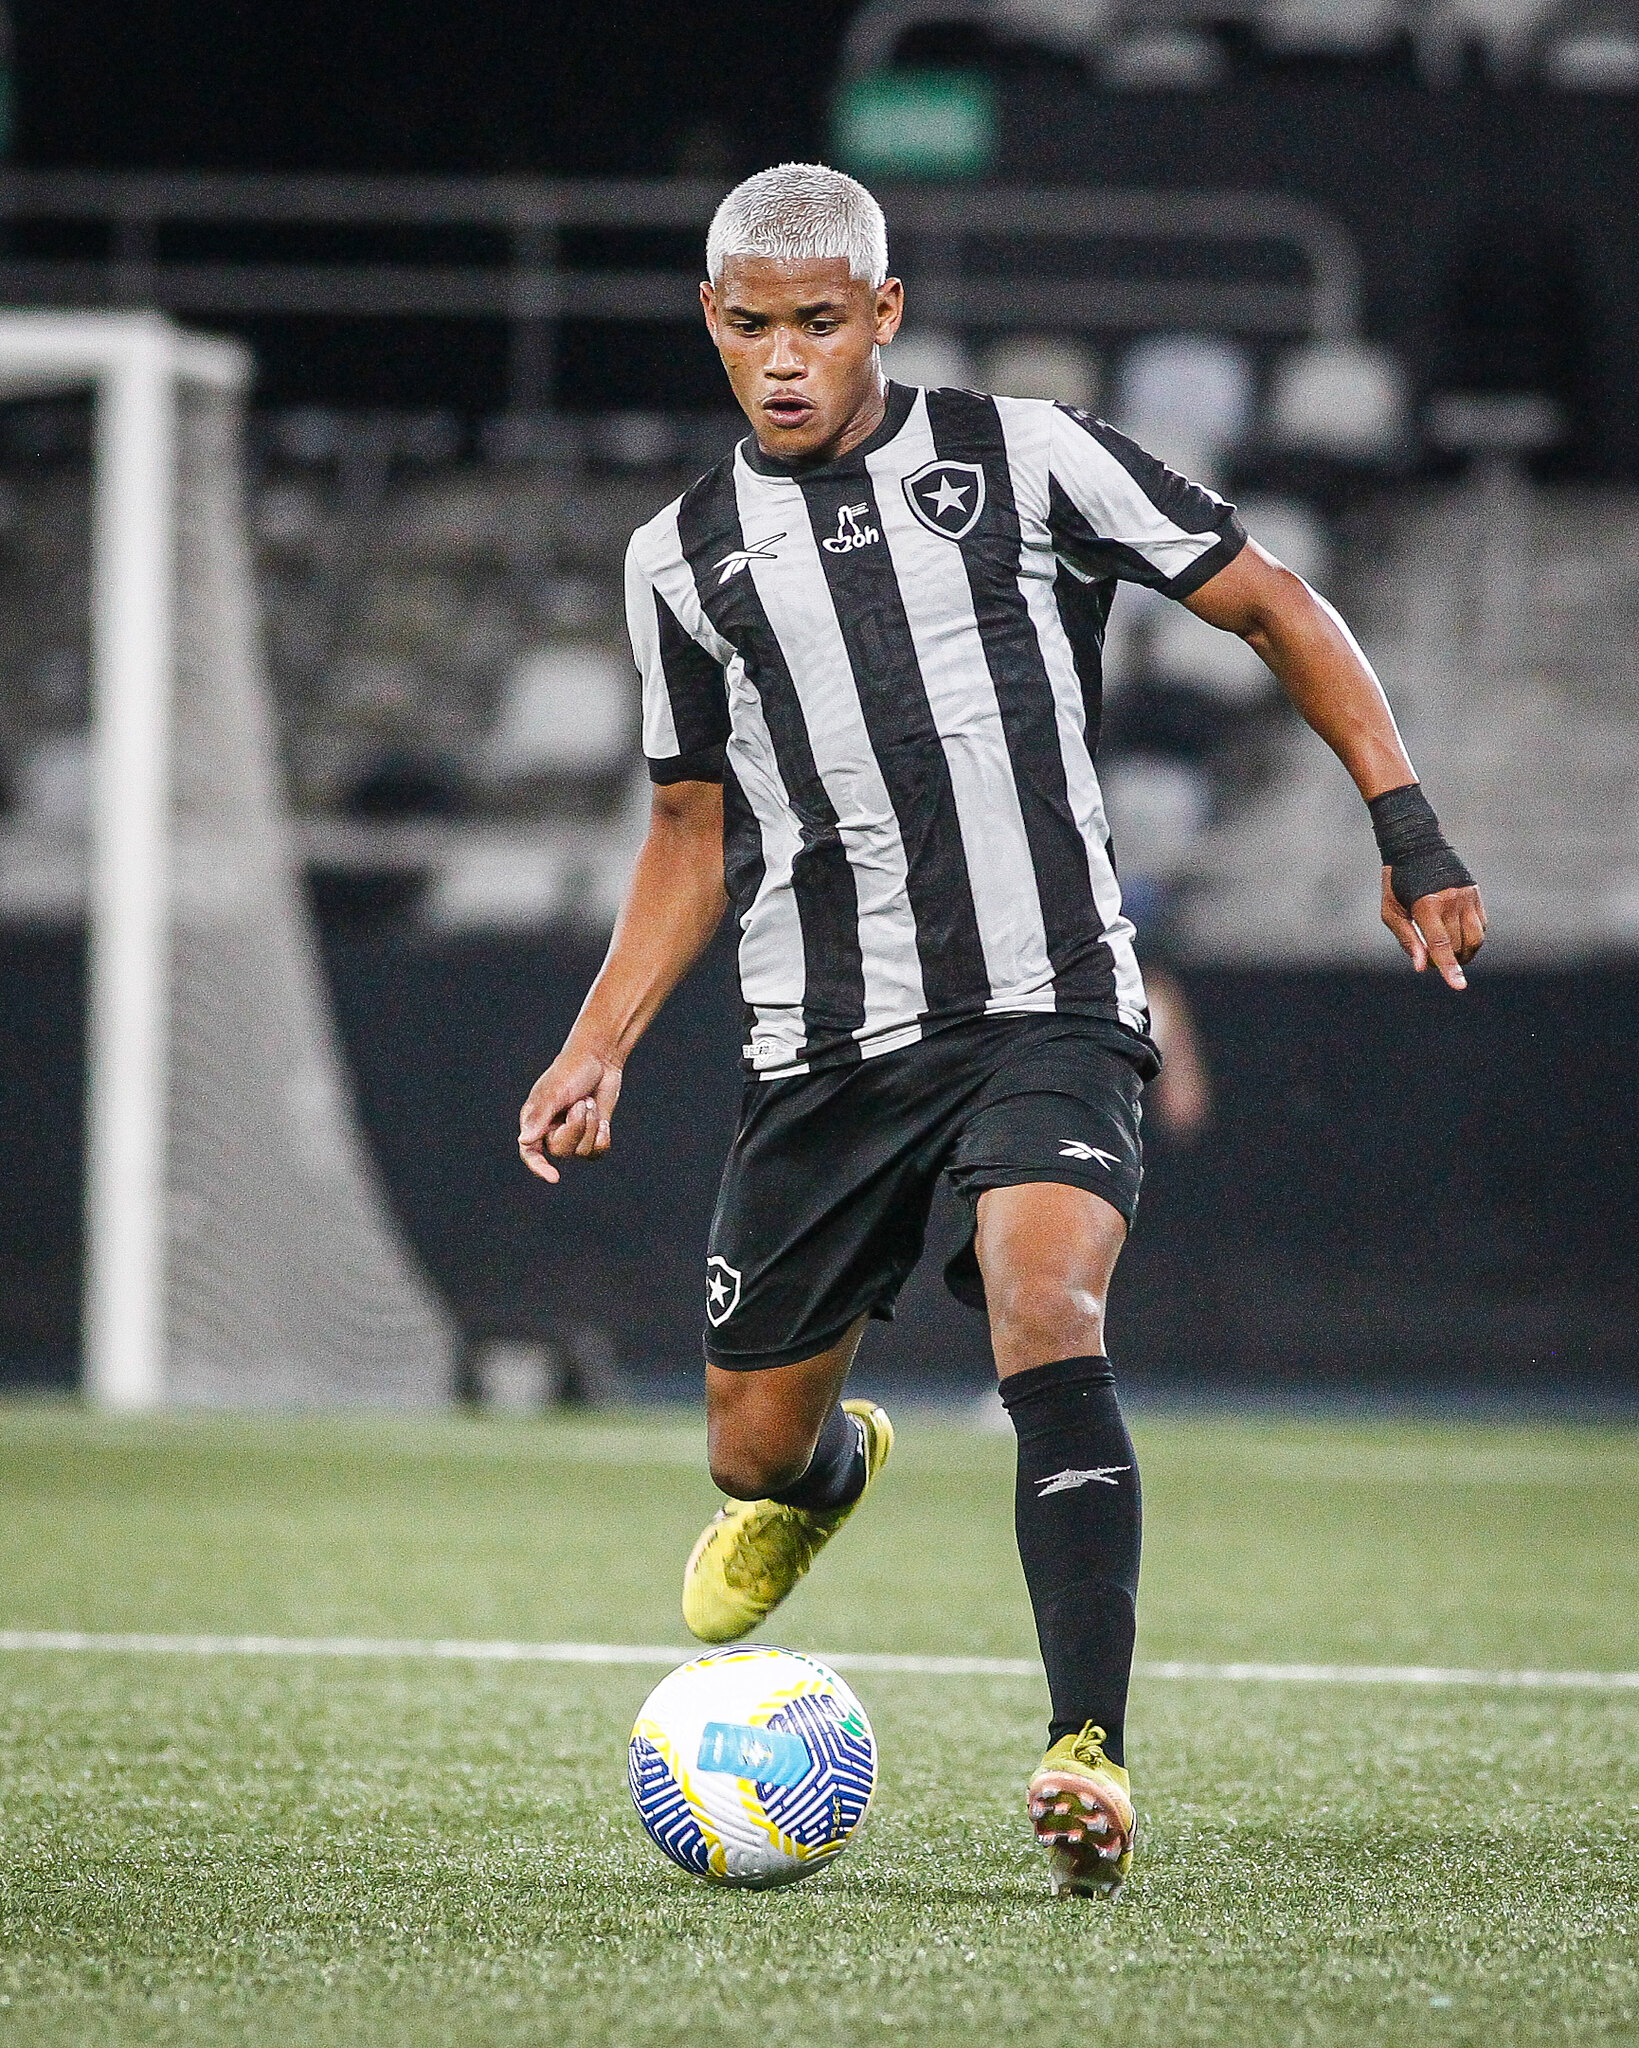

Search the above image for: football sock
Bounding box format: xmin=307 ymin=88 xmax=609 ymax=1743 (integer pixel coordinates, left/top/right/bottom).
xmin=1000 ymin=1354 xmax=1141 ymax=1764
xmin=768 ymin=1402 xmax=867 ymax=1512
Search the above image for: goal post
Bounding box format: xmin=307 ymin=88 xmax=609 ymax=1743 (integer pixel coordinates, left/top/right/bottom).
xmin=0 ymin=312 xmax=455 ymax=1410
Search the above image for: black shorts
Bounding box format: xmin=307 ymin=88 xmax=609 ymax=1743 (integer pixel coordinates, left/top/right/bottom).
xmin=703 ymin=1014 xmax=1156 ymax=1370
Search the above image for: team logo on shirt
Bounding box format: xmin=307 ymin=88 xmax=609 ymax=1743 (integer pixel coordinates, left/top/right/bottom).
xmin=822 ymin=502 xmax=881 ymax=553
xmin=713 ymin=532 xmax=785 ymax=584
xmin=902 ymin=458 xmax=986 ymax=541
xmin=705 ymin=1255 xmax=742 ymax=1326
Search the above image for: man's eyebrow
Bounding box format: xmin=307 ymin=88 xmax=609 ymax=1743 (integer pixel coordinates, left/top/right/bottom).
xmin=720 ymin=299 xmax=850 ymax=320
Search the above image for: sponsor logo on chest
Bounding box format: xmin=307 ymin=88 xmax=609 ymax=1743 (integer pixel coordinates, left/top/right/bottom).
xmin=822 ymin=501 xmax=881 ymax=553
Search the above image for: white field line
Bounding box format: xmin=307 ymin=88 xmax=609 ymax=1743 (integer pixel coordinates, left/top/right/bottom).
xmin=0 ymin=1631 xmax=1636 ymax=1691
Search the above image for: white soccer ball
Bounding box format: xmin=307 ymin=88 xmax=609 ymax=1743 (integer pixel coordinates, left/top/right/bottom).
xmin=628 ymin=1647 xmax=877 ymax=1888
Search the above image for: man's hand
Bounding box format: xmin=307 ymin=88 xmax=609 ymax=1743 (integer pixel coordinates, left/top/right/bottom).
xmin=518 ymin=1047 xmax=622 ymax=1185
xmin=515 ymin=778 xmax=727 ymax=1190
xmin=1380 ymin=874 xmax=1487 ymax=991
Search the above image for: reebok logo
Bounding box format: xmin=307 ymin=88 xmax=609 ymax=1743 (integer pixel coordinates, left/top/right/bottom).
xmin=1059 ymin=1139 xmax=1120 ymax=1169
xmin=1035 ymin=1465 xmax=1130 ymax=1497
xmin=822 ymin=502 xmax=880 ymax=553
xmin=713 ymin=533 xmax=785 ymax=584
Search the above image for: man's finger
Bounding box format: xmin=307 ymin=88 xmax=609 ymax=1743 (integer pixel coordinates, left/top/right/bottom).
xmin=547 ymin=1102 xmax=588 ymax=1158
xmin=1379 ymin=870 xmax=1424 ymax=967
xmin=520 ymin=1087 xmax=575 ymax=1145
xmin=1415 ymin=908 xmax=1467 ymax=990
xmin=517 ymin=1138 xmax=561 ymax=1185
xmin=1383 ymin=896 xmax=1425 ymax=968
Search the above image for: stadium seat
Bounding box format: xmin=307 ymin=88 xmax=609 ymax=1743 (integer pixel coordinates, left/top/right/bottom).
xmin=1149 ymin=600 xmax=1271 ymax=701
xmin=882 ymin=328 xmax=980 ymax=389
xmin=1099 ymin=24 xmax=1226 ymax=87
xmin=1236 ymin=494 xmax=1333 ymax=586
xmin=993 ymin=0 xmax=1112 ymax=56
xmin=481 ymin=640 xmax=634 ymax=785
xmin=15 ymin=729 xmax=91 ymax=829
xmin=1418 ymin=0 xmax=1560 ymax=78
xmin=1543 ymin=15 xmax=1639 ymax=87
xmin=981 ymin=334 xmax=1100 ymax=408
xmin=422 ymin=840 xmax=577 ymax=930
xmin=1114 ymin=333 xmax=1254 ymax=486
xmin=1265 ymin=339 xmax=1410 ymax=464
xmin=1424 ymin=389 xmax=1562 ymax=457
xmin=1257 ymin=0 xmax=1406 ymax=56
xmin=1098 ymin=754 xmax=1215 ymax=881
xmin=588 ymin=413 xmax=679 ymax=470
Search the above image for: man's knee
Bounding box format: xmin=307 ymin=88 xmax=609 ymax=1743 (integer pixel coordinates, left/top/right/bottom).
xmin=706 ymin=1422 xmax=811 ymax=1501
xmin=987 ymin=1271 xmax=1106 ymax=1367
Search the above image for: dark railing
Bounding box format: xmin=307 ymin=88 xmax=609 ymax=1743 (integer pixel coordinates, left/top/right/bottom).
xmin=0 ymin=170 xmax=1362 ymax=411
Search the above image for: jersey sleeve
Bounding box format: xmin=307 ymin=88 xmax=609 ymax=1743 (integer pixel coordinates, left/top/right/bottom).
xmin=624 ymin=532 xmax=730 ymax=784
xmin=1046 ymin=404 xmax=1247 ymax=599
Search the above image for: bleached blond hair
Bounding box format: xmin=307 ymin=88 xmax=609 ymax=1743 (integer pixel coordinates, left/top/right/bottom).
xmin=706 ymin=162 xmax=889 ymax=288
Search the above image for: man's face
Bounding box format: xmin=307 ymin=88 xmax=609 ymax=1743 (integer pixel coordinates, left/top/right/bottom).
xmin=702 ymin=256 xmax=904 ymax=463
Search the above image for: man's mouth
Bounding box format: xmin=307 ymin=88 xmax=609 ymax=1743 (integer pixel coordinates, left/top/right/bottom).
xmin=762 ymin=393 xmax=815 ymax=427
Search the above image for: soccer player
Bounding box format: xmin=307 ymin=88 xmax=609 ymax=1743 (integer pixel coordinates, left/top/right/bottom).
xmin=519 ymin=163 xmax=1485 ymax=1898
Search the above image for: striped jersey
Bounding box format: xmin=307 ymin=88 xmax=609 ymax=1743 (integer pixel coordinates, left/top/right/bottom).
xmin=625 ymin=380 xmax=1246 ymax=1078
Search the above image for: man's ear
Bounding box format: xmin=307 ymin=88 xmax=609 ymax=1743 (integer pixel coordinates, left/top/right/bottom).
xmin=700 ymin=280 xmax=720 ymax=344
xmin=873 ymin=278 xmax=905 ymax=347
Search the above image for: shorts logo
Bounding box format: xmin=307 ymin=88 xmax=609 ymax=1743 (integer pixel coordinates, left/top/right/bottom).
xmin=822 ymin=502 xmax=880 ymax=553
xmin=1060 ymin=1139 xmax=1120 ymax=1168
xmin=705 ymin=1255 xmax=742 ymax=1326
xmin=903 ymin=459 xmax=985 ymax=541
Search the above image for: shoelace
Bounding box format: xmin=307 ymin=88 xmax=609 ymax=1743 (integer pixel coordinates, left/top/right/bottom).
xmin=1065 ymin=1722 xmax=1112 ymax=1772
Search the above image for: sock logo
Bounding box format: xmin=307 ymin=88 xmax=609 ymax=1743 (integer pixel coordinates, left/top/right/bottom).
xmin=1035 ymin=1465 xmax=1130 ymax=1496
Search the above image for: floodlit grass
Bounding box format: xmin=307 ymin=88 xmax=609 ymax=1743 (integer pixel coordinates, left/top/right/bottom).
xmin=0 ymin=1401 xmax=1636 ymax=2046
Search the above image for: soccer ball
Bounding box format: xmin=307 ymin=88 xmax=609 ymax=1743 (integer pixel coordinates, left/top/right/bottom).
xmin=628 ymin=1647 xmax=877 ymax=1888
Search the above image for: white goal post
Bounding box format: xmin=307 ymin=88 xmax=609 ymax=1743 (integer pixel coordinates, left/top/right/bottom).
xmin=0 ymin=312 xmax=455 ymax=1409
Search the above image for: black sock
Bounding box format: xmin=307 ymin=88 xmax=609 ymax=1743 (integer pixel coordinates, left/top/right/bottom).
xmin=768 ymin=1404 xmax=866 ymax=1512
xmin=999 ymin=1355 xmax=1141 ymax=1765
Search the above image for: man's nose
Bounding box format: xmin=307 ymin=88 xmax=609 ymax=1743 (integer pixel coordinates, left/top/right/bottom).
xmin=765 ymin=328 xmax=804 ymax=378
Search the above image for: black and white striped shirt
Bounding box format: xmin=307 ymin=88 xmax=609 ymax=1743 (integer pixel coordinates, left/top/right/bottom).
xmin=626 ymin=380 xmax=1245 ymax=1078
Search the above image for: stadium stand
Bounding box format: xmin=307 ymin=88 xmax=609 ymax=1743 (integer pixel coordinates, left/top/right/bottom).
xmin=0 ymin=353 xmax=1635 ymax=960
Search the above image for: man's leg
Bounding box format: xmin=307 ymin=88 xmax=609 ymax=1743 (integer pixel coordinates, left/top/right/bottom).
xmin=684 ymin=1316 xmax=894 ymax=1643
xmin=978 ymin=1181 xmax=1141 ymax=1896
xmin=704 ymin=1317 xmax=867 ymax=1504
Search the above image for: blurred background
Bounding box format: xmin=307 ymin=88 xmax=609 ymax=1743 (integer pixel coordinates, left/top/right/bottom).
xmin=0 ymin=0 xmax=1634 ymax=1412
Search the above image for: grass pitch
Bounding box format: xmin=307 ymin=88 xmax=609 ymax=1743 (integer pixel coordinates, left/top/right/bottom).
xmin=0 ymin=1400 xmax=1635 ymax=2047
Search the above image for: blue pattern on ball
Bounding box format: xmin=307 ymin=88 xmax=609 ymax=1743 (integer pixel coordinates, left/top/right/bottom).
xmin=758 ymin=1691 xmax=876 ymax=1849
xmin=628 ymin=1733 xmax=713 ymax=1874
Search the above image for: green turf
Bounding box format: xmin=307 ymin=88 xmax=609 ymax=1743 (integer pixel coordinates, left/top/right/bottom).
xmin=1 ymin=1401 xmax=1636 ymax=2046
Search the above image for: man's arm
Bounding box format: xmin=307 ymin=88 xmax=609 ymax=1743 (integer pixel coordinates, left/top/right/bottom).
xmin=518 ymin=779 xmax=727 ymax=1183
xmin=1184 ymin=538 xmax=1487 ymax=989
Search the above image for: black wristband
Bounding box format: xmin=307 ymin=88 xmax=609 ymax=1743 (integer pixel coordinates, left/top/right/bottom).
xmin=1367 ymin=783 xmax=1474 ymax=912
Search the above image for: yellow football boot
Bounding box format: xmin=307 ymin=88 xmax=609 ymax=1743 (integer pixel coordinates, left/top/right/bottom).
xmin=1027 ymin=1722 xmax=1136 ymax=1899
xmin=681 ymin=1399 xmax=894 ymax=1644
